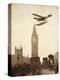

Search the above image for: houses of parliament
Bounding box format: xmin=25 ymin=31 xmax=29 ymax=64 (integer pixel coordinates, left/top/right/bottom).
xmin=8 ymin=25 xmax=40 ymax=68
xmin=8 ymin=25 xmax=58 ymax=76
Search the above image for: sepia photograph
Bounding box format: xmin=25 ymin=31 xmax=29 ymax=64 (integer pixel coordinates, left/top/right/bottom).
xmin=8 ymin=4 xmax=59 ymax=76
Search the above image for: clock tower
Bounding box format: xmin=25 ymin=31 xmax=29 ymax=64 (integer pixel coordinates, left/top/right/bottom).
xmin=31 ymin=25 xmax=38 ymax=57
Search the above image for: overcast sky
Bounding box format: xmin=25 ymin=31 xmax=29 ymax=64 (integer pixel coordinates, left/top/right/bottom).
xmin=11 ymin=4 xmax=58 ymax=61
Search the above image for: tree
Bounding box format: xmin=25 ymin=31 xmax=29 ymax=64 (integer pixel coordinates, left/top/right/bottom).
xmin=48 ymin=54 xmax=54 ymax=64
xmin=48 ymin=54 xmax=54 ymax=70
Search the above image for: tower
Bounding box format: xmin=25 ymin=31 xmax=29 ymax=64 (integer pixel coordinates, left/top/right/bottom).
xmin=31 ymin=25 xmax=38 ymax=57
xmin=15 ymin=46 xmax=23 ymax=66
xmin=30 ymin=25 xmax=41 ymax=74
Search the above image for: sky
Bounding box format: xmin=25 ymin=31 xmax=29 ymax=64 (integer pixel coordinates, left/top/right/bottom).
xmin=11 ymin=4 xmax=58 ymax=61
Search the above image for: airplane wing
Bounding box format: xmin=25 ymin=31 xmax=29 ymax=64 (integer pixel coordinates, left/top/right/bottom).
xmin=32 ymin=13 xmax=43 ymax=17
xmin=33 ymin=17 xmax=46 ymax=21
xmin=33 ymin=18 xmax=41 ymax=21
xmin=35 ymin=21 xmax=47 ymax=26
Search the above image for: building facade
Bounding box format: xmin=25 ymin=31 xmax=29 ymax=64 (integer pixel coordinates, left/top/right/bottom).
xmin=11 ymin=46 xmax=23 ymax=67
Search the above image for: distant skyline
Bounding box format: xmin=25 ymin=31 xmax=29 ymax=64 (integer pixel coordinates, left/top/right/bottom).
xmin=11 ymin=4 xmax=58 ymax=61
